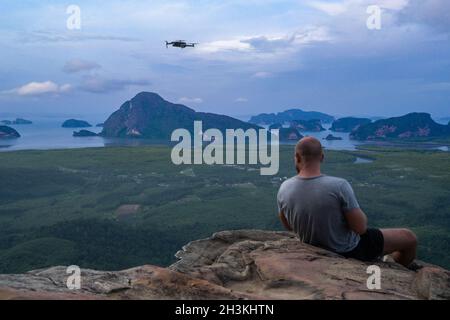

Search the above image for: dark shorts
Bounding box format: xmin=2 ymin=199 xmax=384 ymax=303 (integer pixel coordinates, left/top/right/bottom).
xmin=342 ymin=228 xmax=385 ymax=262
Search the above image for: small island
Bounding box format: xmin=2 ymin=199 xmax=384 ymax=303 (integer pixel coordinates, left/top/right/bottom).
xmin=13 ymin=118 xmax=33 ymax=125
xmin=62 ymin=119 xmax=92 ymax=128
xmin=73 ymin=130 xmax=98 ymax=137
xmin=0 ymin=126 xmax=21 ymax=139
xmin=324 ymin=134 xmax=343 ymax=141
xmin=1 ymin=118 xmax=32 ymax=125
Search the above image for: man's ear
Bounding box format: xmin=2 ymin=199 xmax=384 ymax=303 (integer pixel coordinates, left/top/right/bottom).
xmin=320 ymin=153 xmax=325 ymax=163
xmin=295 ymin=154 xmax=301 ymax=173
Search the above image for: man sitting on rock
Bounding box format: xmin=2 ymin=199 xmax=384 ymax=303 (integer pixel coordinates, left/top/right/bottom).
xmin=277 ymin=137 xmax=418 ymax=268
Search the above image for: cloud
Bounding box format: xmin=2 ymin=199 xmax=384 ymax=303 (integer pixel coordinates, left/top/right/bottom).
xmin=234 ymin=97 xmax=248 ymax=103
xmin=20 ymin=30 xmax=140 ymax=43
xmin=79 ymin=76 xmax=151 ymax=93
xmin=307 ymin=0 xmax=409 ymax=16
xmin=178 ymin=97 xmax=203 ymax=104
xmin=252 ymin=72 xmax=272 ymax=79
xmin=2 ymin=81 xmax=72 ymax=96
xmin=379 ymin=0 xmax=410 ymax=10
xmin=196 ymin=27 xmax=331 ymax=57
xmin=63 ymin=59 xmax=101 ymax=73
xmin=197 ymin=39 xmax=252 ymax=53
xmin=399 ymin=0 xmax=450 ymax=31
xmin=307 ymin=1 xmax=348 ymax=16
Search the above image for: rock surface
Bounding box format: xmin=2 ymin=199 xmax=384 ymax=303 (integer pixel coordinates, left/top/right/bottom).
xmin=1 ymin=230 xmax=449 ymax=300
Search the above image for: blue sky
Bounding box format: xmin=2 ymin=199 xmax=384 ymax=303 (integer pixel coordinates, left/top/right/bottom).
xmin=0 ymin=0 xmax=449 ymax=120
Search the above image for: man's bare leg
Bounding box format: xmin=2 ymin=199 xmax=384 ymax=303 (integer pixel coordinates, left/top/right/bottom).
xmin=381 ymin=228 xmax=417 ymax=267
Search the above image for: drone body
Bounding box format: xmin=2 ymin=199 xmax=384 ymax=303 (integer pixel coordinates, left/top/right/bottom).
xmin=166 ymin=40 xmax=197 ymax=48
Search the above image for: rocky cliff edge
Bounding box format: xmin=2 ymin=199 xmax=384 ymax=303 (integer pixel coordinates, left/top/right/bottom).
xmin=0 ymin=230 xmax=449 ymax=300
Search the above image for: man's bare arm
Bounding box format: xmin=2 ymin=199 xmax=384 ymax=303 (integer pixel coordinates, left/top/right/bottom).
xmin=344 ymin=208 xmax=368 ymax=235
xmin=279 ymin=212 xmax=293 ymax=231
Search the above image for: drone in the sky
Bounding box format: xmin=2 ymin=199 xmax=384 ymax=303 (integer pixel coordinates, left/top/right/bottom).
xmin=165 ymin=40 xmax=198 ymax=49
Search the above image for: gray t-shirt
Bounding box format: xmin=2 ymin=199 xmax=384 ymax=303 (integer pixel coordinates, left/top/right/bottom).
xmin=277 ymin=175 xmax=360 ymax=253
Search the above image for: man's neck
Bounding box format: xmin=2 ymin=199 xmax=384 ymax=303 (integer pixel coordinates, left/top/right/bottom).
xmin=299 ymin=166 xmax=322 ymax=179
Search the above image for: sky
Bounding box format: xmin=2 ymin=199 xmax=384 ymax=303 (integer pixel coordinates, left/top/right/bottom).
xmin=0 ymin=0 xmax=449 ymax=121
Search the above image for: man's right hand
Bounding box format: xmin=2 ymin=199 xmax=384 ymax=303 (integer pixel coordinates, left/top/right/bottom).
xmin=344 ymin=208 xmax=368 ymax=235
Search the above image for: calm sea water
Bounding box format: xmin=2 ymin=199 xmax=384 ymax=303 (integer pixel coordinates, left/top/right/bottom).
xmin=0 ymin=117 xmax=105 ymax=152
xmin=277 ymin=124 xmax=363 ymax=151
xmin=0 ymin=118 xmax=448 ymax=152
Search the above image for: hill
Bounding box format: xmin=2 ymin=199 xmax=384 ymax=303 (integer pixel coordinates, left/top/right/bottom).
xmin=101 ymin=92 xmax=259 ymax=139
xmin=249 ymin=109 xmax=334 ymax=125
xmin=351 ymin=113 xmax=450 ymax=140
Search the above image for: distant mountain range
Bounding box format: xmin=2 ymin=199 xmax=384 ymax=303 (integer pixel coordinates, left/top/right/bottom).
xmin=101 ymin=92 xmax=260 ymax=139
xmin=350 ymin=113 xmax=450 ymax=140
xmin=1 ymin=118 xmax=32 ymax=125
xmin=100 ymin=94 xmax=450 ymax=143
xmin=249 ymin=109 xmax=334 ymax=125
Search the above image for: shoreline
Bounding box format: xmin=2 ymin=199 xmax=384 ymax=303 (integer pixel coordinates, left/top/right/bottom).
xmin=1 ymin=139 xmax=449 ymax=153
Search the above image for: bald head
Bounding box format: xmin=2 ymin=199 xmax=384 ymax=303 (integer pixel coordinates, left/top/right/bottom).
xmin=295 ymin=137 xmax=324 ymax=164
